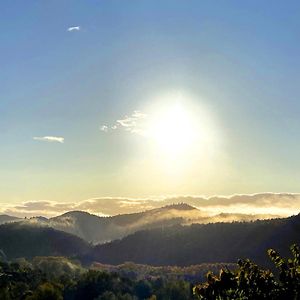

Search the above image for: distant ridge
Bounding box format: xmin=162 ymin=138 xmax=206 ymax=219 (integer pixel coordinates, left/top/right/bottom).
xmin=4 ymin=192 xmax=298 ymax=218
xmin=157 ymin=203 xmax=196 ymax=210
xmin=46 ymin=203 xmax=200 ymax=243
xmin=0 ymin=214 xmax=21 ymax=225
xmin=0 ymin=203 xmax=279 ymax=244
xmin=35 ymin=203 xmax=279 ymax=243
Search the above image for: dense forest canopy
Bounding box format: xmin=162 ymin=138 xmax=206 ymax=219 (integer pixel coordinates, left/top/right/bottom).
xmin=1 ymin=245 xmax=300 ymax=299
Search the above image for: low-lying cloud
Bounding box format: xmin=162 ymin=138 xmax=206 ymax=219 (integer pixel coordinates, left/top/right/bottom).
xmin=2 ymin=193 xmax=300 ymax=218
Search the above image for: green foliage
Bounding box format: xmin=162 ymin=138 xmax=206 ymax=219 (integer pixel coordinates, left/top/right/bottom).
xmin=92 ymin=261 xmax=235 ymax=284
xmin=25 ymin=282 xmax=63 ymax=300
xmin=0 ymin=258 xmax=193 ymax=300
xmin=155 ymin=279 xmax=192 ymax=300
xmin=3 ymin=245 xmax=300 ymax=300
xmin=193 ymin=244 xmax=300 ymax=299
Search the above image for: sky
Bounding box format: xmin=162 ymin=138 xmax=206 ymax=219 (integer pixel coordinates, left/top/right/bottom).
xmin=1 ymin=0 xmax=300 ymax=206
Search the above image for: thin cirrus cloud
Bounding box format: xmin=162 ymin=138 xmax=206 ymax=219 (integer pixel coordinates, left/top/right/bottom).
xmin=33 ymin=136 xmax=65 ymax=143
xmin=100 ymin=125 xmax=108 ymax=132
xmin=100 ymin=110 xmax=147 ymax=134
xmin=67 ymin=26 xmax=80 ymax=32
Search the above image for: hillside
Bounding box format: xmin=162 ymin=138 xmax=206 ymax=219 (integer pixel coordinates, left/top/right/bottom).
xmin=85 ymin=214 xmax=300 ymax=267
xmin=1 ymin=213 xmax=300 ymax=269
xmin=23 ymin=203 xmax=278 ymax=244
xmin=0 ymin=223 xmax=90 ymax=260
xmin=0 ymin=214 xmax=21 ymax=225
xmin=22 ymin=204 xmax=200 ymax=244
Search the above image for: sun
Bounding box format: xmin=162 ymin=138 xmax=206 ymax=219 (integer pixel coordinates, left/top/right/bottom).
xmin=123 ymin=92 xmax=221 ymax=184
xmin=146 ymin=101 xmax=200 ymax=156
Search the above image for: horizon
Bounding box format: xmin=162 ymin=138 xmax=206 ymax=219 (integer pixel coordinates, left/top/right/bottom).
xmin=2 ymin=192 xmax=300 ymax=218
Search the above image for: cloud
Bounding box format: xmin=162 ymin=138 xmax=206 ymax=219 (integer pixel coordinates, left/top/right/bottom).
xmin=116 ymin=117 xmax=136 ymax=128
xmin=2 ymin=193 xmax=300 ymax=219
xmin=67 ymin=26 xmax=80 ymax=32
xmin=100 ymin=110 xmax=147 ymax=135
xmin=132 ymin=111 xmax=147 ymax=118
xmin=33 ymin=136 xmax=65 ymax=143
xmin=100 ymin=125 xmax=108 ymax=132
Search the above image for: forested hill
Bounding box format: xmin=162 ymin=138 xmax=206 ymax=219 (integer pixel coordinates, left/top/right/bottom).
xmin=2 ymin=214 xmax=300 ymax=267
xmin=86 ymin=214 xmax=300 ymax=267
xmin=0 ymin=223 xmax=90 ymax=260
xmin=4 ymin=203 xmax=278 ymax=244
xmin=0 ymin=214 xmax=21 ymax=224
xmin=46 ymin=203 xmax=196 ymax=243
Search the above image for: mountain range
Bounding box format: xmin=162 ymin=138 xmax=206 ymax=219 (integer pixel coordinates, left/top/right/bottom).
xmin=0 ymin=203 xmax=278 ymax=244
xmin=0 ymin=204 xmax=299 ymax=268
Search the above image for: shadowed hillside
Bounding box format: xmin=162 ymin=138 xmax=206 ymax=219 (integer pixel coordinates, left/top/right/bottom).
xmin=0 ymin=223 xmax=90 ymax=260
xmin=85 ymin=214 xmax=300 ymax=267
xmin=1 ymin=213 xmax=300 ymax=269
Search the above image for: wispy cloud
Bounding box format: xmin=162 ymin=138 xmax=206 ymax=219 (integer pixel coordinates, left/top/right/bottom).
xmin=33 ymin=136 xmax=65 ymax=143
xmin=67 ymin=26 xmax=80 ymax=32
xmin=100 ymin=110 xmax=147 ymax=135
xmin=100 ymin=125 xmax=108 ymax=132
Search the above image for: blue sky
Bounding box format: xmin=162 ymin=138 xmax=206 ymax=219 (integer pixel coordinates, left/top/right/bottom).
xmin=1 ymin=1 xmax=300 ymax=204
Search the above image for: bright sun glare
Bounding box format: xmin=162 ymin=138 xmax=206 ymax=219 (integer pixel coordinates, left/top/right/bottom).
xmin=148 ymin=103 xmax=198 ymax=156
xmin=141 ymin=92 xmax=215 ymax=162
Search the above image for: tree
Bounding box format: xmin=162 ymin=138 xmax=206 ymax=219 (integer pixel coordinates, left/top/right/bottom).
xmin=193 ymin=244 xmax=300 ymax=300
xmin=25 ymin=282 xmax=63 ymax=300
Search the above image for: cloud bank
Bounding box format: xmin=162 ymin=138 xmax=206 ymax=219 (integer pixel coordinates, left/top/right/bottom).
xmin=2 ymin=193 xmax=300 ymax=218
xmin=33 ymin=136 xmax=65 ymax=143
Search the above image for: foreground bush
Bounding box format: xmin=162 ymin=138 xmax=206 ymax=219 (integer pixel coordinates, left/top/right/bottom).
xmin=194 ymin=244 xmax=300 ymax=299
